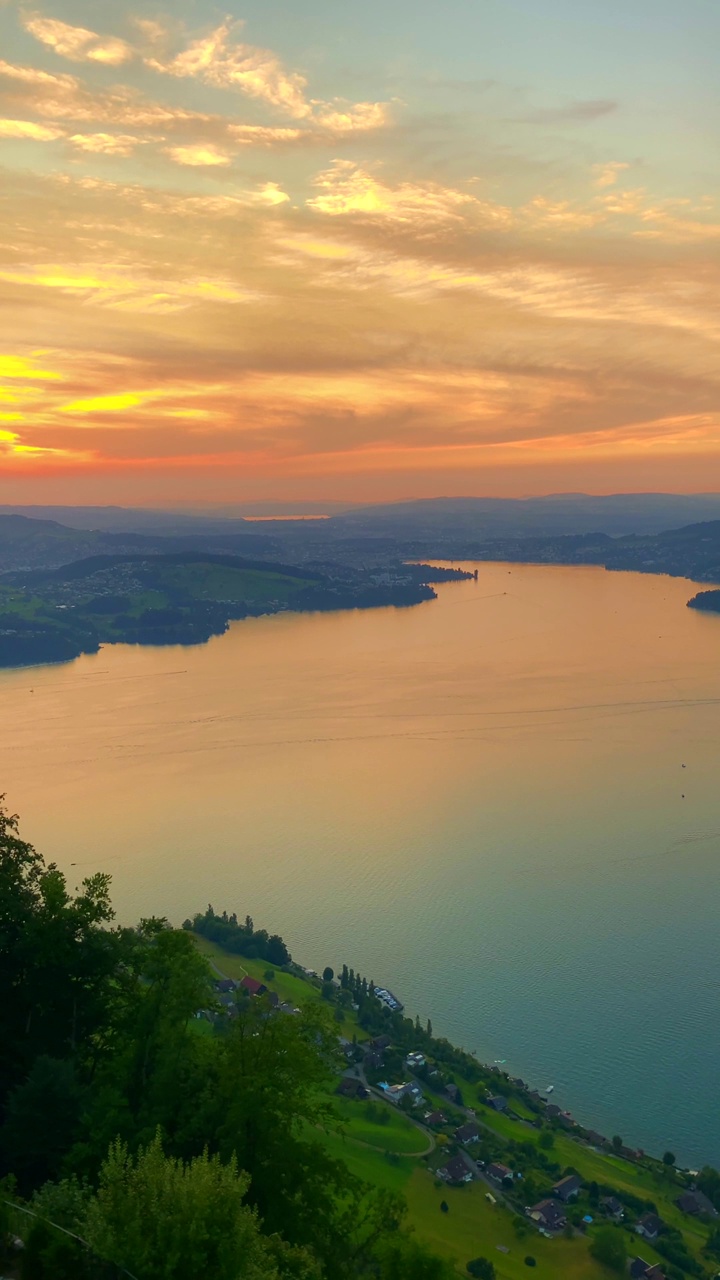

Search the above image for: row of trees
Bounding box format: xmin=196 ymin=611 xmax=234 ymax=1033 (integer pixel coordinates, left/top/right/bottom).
xmin=0 ymin=799 xmax=455 ymax=1279
xmin=184 ymin=906 xmax=291 ymax=966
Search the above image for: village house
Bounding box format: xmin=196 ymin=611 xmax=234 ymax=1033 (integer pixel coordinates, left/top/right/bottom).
xmin=527 ymin=1200 xmax=567 ymax=1231
xmin=601 ymin=1195 xmax=624 ymax=1221
xmin=424 ymin=1110 xmax=447 ymax=1127
xmin=336 ymin=1077 xmax=369 ymax=1100
xmin=585 ymin=1130 xmax=609 ymax=1148
xmin=214 ymin=978 xmax=237 ymax=993
xmin=382 ymin=1082 xmax=424 ymax=1107
xmin=552 ymin=1174 xmax=582 ymax=1202
xmin=371 ymin=1034 xmax=392 ymax=1052
xmin=438 ymin=1156 xmax=473 ymax=1185
xmin=630 ymin=1260 xmax=666 ymax=1280
xmin=486 ymin=1095 xmax=507 ymax=1113
xmin=443 ymin=1083 xmax=462 ymax=1105
xmin=406 ymin=1051 xmax=426 ymax=1070
xmin=454 ymin=1122 xmax=480 ymax=1145
xmin=635 ymin=1212 xmax=664 ymax=1242
xmin=676 ymin=1189 xmax=719 ymax=1218
xmin=363 ymin=1049 xmax=384 ymax=1070
xmin=240 ymin=976 xmax=267 ymax=997
xmin=486 ymin=1162 xmax=513 ymax=1184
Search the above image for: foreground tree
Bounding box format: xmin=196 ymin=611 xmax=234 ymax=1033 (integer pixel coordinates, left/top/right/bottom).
xmin=589 ymin=1226 xmax=627 ymax=1273
xmin=0 ymin=798 xmax=128 ymax=1111
xmin=84 ymin=1131 xmax=310 ymax=1280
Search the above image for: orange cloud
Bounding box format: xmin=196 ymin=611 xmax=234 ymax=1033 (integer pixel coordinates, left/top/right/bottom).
xmin=0 ymin=116 xmax=64 ymax=139
xmin=164 ymin=143 xmax=232 ymax=167
xmin=307 ymin=161 xmax=497 ymax=226
xmin=22 ymin=12 xmax=133 ymax=65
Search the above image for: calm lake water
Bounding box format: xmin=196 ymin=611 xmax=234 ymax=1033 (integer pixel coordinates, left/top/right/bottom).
xmin=3 ymin=562 xmax=720 ymax=1166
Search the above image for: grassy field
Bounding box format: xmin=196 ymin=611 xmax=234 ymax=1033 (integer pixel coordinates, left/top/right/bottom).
xmin=332 ymin=1097 xmax=430 ymax=1155
xmin=313 ymin=1128 xmax=417 ymax=1194
xmin=151 ymin=561 xmax=313 ymax=604
xmin=191 ymin=935 xmax=321 ymax=1010
xmin=405 ymin=1172 xmax=610 ymax=1280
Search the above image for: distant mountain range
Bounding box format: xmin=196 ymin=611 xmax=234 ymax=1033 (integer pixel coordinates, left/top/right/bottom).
xmin=0 ymin=513 xmax=278 ymax=573
xmin=330 ymin=493 xmax=720 ymax=538
xmin=4 ymin=493 xmax=720 ymax=542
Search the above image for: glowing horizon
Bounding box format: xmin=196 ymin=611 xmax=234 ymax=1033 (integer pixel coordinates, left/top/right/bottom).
xmin=1 ymin=0 xmax=719 ymax=506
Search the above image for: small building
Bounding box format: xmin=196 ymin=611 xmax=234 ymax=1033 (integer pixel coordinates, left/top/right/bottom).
xmin=676 ymin=1189 xmax=719 ymax=1218
xmin=630 ymin=1261 xmax=666 ymax=1280
xmin=424 ymin=1110 xmax=447 ymax=1127
xmin=546 ymin=1103 xmax=561 ymax=1119
xmin=215 ymin=978 xmax=237 ymax=993
xmin=486 ymin=1162 xmax=513 ymax=1184
xmin=371 ymin=1035 xmax=392 ymax=1051
xmin=382 ymin=1082 xmax=424 ymax=1107
xmin=585 ymin=1130 xmax=608 ymax=1148
xmin=240 ymin=976 xmax=267 ymax=997
xmin=406 ymin=1051 xmax=426 ymax=1070
xmin=363 ymin=1050 xmax=384 ymax=1070
xmin=553 ymin=1174 xmax=582 ymax=1202
xmin=635 ymin=1213 xmax=664 ymax=1242
xmin=438 ymin=1156 xmax=473 ymax=1185
xmin=454 ymin=1122 xmax=480 ymax=1145
xmin=336 ymin=1077 xmax=368 ymax=1100
xmin=444 ymin=1083 xmax=462 ymax=1105
xmin=630 ymin=1259 xmax=653 ymax=1280
xmin=486 ymin=1095 xmax=508 ymax=1113
xmin=601 ymin=1195 xmax=624 ymax=1221
xmin=528 ymin=1199 xmax=567 ymax=1231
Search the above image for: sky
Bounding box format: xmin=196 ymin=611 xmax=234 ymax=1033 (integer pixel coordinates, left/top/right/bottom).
xmin=0 ymin=0 xmax=719 ymax=508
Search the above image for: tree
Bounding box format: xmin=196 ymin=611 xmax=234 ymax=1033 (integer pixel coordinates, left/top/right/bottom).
xmin=705 ymin=1226 xmax=720 ymax=1259
xmin=589 ymin=1226 xmax=627 ymax=1273
xmin=84 ymin=1131 xmax=286 ymax=1279
xmin=0 ymin=1056 xmax=85 ymax=1193
xmin=697 ymin=1166 xmax=720 ymax=1211
xmin=322 ymin=967 xmax=334 ymax=983
xmin=538 ymin=1130 xmax=555 ymax=1150
xmin=467 ymin=1258 xmax=496 ymax=1279
xmin=611 ymin=1135 xmax=623 ymax=1153
xmin=663 ymin=1151 xmax=676 ymax=1168
xmin=376 ymin=1236 xmax=456 ymax=1278
xmin=0 ymin=797 xmax=126 ymax=1111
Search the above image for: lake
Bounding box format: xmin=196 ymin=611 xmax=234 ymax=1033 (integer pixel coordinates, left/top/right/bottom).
xmin=2 ymin=562 xmax=720 ymax=1166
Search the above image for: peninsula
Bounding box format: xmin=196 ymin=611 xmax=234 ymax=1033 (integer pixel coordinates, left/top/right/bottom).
xmin=0 ymin=549 xmax=472 ymax=668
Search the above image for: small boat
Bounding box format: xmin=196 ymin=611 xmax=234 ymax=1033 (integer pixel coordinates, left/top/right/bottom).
xmin=546 ymin=1085 xmax=554 ymax=1094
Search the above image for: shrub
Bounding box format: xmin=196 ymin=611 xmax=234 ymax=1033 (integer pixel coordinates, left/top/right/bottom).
xmin=524 ymin=1257 xmax=537 ymax=1267
xmin=589 ymin=1227 xmax=627 ymax=1274
xmin=466 ymin=1258 xmax=495 ymax=1279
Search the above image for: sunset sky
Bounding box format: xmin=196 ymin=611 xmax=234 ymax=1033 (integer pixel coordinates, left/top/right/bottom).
xmin=1 ymin=0 xmax=719 ymax=507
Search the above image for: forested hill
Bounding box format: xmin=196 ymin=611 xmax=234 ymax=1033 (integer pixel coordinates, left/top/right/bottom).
xmin=0 ymin=551 xmax=439 ymax=668
xmin=442 ymin=520 xmax=720 ymax=586
xmin=5 ymin=800 xmax=720 ymax=1279
xmin=0 ymin=798 xmax=455 ymax=1279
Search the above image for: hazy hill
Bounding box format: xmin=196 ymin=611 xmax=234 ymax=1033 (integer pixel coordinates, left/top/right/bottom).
xmin=330 ymin=493 xmax=720 ymax=538
xmin=0 ymin=513 xmax=278 ymax=573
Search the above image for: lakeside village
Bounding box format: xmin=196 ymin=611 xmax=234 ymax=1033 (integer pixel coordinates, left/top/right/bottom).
xmin=193 ymin=933 xmax=720 ymax=1280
